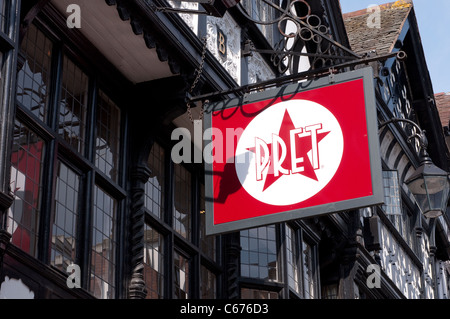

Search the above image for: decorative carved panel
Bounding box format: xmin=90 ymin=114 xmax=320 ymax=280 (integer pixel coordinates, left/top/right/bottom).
xmin=207 ymin=14 xmax=241 ymax=85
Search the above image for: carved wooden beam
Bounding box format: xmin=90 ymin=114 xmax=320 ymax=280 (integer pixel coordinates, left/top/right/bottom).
xmin=128 ymin=165 xmax=151 ymax=299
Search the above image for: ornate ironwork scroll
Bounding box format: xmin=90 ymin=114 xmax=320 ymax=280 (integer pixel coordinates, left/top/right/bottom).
xmin=238 ymin=0 xmax=361 ymax=75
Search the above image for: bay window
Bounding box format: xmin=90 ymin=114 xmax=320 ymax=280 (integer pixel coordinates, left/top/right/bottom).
xmin=143 ymin=142 xmax=221 ymax=299
xmin=240 ymin=223 xmax=320 ymax=299
xmin=10 ymin=22 xmax=123 ymax=299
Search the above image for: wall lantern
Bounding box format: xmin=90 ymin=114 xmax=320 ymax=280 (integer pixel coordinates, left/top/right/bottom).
xmin=380 ymin=118 xmax=450 ymax=218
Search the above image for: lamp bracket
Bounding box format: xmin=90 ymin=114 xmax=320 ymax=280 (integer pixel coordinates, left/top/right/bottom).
xmin=379 ymin=118 xmax=427 ymax=149
xmin=379 ymin=118 xmax=434 ymax=166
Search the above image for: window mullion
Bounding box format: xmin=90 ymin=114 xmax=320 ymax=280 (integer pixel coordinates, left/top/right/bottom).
xmin=80 ymin=79 xmax=96 ymax=291
xmin=166 ymin=232 xmax=174 ymax=298
xmin=191 ymin=171 xmax=200 ymax=298
xmin=279 ymin=223 xmax=290 ymax=298
xmin=47 ymin=42 xmax=63 ymax=130
xmin=191 ymin=170 xmax=199 ymax=248
xmin=36 ymin=41 xmax=63 ymax=264
xmin=298 ymin=229 xmax=305 ymax=298
xmin=85 ymin=79 xmax=97 ymax=163
xmin=166 ymin=157 xmax=174 ymax=228
xmin=80 ymin=169 xmax=94 ymax=290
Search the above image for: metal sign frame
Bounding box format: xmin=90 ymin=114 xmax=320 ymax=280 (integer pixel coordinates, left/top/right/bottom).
xmin=204 ymin=67 xmax=384 ymax=235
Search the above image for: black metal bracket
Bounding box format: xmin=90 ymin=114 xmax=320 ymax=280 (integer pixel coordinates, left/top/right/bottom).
xmin=242 ymin=39 xmax=357 ymax=61
xmin=189 ymin=50 xmax=407 ymax=103
xmin=379 ymin=117 xmax=429 ymax=161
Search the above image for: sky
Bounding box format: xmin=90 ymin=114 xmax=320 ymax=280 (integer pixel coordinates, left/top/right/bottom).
xmin=339 ymin=0 xmax=450 ymax=94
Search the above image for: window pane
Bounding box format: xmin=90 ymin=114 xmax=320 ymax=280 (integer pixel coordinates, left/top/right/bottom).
xmin=16 ymin=24 xmax=53 ymax=122
xmin=200 ymin=266 xmax=216 ymax=299
xmin=58 ymin=55 xmax=88 ymax=154
xmin=241 ymin=288 xmax=278 ymax=299
xmin=286 ymin=226 xmax=300 ymax=293
xmin=322 ymin=284 xmax=338 ymax=299
xmin=90 ymin=185 xmax=117 ymax=299
xmin=145 ymin=143 xmax=165 ymax=220
xmin=50 ymin=162 xmax=80 ymax=273
xmin=143 ymin=224 xmax=164 ymax=299
xmin=174 ymin=164 xmax=191 ymax=240
xmin=241 ymin=0 xmax=277 ymax=45
xmin=382 ymin=171 xmax=402 ymax=216
xmin=200 ymin=184 xmax=215 ymax=261
xmin=8 ymin=120 xmax=45 ymax=257
xmin=95 ymin=90 xmax=121 ymax=182
xmin=302 ymin=239 xmax=316 ymax=299
xmin=174 ymin=251 xmax=190 ymax=299
xmin=0 ymin=0 xmax=7 ymax=33
xmin=240 ymin=226 xmax=278 ymax=281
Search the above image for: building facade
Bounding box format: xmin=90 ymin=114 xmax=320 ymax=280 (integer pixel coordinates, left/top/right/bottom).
xmin=0 ymin=0 xmax=449 ymax=299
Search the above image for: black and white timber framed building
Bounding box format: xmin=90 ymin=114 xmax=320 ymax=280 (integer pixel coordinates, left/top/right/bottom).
xmin=0 ymin=0 xmax=448 ymax=300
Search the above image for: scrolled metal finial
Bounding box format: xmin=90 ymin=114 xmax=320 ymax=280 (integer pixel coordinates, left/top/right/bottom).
xmin=379 ymin=118 xmax=430 ymax=163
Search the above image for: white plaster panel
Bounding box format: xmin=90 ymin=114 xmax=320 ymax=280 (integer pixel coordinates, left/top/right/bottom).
xmin=248 ymin=52 xmax=275 ymax=85
xmin=207 ymin=13 xmax=241 ymax=85
xmin=380 ymin=223 xmax=421 ymax=299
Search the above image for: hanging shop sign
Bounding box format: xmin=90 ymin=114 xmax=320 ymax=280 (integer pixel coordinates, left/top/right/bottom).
xmin=204 ymin=67 xmax=384 ymax=235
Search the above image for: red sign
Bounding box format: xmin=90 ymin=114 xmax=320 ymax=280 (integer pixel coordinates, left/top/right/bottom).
xmin=205 ymin=68 xmax=383 ymax=235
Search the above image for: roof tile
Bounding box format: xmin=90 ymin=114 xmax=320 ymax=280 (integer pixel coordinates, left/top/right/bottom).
xmin=342 ymin=0 xmax=412 ymax=55
xmin=436 ymin=93 xmax=450 ymax=127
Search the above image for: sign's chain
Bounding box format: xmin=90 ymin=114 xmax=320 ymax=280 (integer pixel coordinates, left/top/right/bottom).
xmin=187 ymin=36 xmax=208 ymax=123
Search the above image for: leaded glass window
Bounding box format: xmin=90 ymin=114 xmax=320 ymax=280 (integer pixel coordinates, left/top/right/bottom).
xmin=286 ymin=226 xmax=300 ymax=293
xmin=201 ymin=266 xmax=216 ymax=299
xmin=302 ymin=239 xmax=317 ymax=299
xmin=240 ymin=226 xmax=278 ymax=280
xmin=50 ymin=161 xmax=80 ymax=272
xmin=174 ymin=251 xmax=190 ymax=299
xmin=200 ymin=184 xmax=215 ymax=261
xmin=241 ymin=288 xmax=279 ymax=299
xmin=90 ymin=185 xmax=117 ymax=299
xmin=143 ymin=224 xmax=164 ymax=299
xmin=95 ymin=90 xmax=121 ymax=182
xmin=241 ymin=0 xmax=279 ymax=46
xmin=174 ymin=164 xmax=191 ymax=240
xmin=16 ymin=24 xmax=53 ymax=122
xmin=13 ymin=20 xmax=126 ymax=299
xmin=382 ymin=170 xmax=402 ymax=216
xmin=382 ymin=170 xmax=413 ymax=242
xmin=8 ymin=120 xmax=45 ymax=257
xmin=58 ymin=55 xmax=88 ymax=154
xmin=143 ymin=142 xmax=220 ymax=299
xmin=0 ymin=0 xmax=7 ymax=33
xmin=145 ymin=143 xmax=165 ymax=220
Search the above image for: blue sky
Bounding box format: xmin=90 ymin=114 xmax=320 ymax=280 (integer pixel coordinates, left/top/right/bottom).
xmin=339 ymin=0 xmax=450 ymax=94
